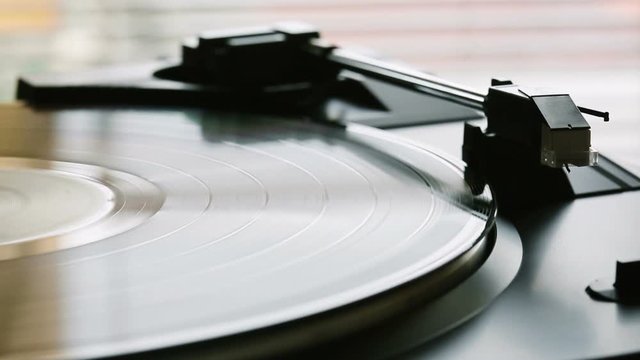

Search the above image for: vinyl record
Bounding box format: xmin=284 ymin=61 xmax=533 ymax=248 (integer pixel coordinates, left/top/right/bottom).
xmin=0 ymin=104 xmax=494 ymax=358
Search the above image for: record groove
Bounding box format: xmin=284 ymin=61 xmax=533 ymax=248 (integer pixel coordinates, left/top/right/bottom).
xmin=0 ymin=106 xmax=494 ymax=359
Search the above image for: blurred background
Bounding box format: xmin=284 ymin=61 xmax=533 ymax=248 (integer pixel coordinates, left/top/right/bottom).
xmin=0 ymin=0 xmax=638 ymax=167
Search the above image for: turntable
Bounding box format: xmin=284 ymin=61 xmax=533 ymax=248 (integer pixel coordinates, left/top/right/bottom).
xmin=1 ymin=22 xmax=639 ymax=359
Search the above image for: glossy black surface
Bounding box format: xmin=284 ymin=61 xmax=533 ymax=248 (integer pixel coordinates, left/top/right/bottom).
xmin=0 ymin=105 xmax=493 ymax=358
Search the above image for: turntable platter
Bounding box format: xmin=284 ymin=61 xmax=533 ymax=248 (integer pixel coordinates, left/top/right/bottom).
xmin=0 ymin=105 xmax=494 ymax=358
